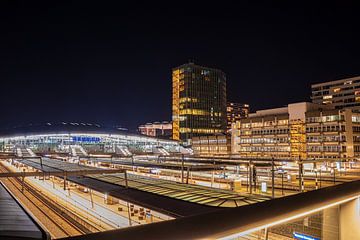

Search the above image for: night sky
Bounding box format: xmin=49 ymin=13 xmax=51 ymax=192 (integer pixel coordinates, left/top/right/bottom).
xmin=1 ymin=1 xmax=359 ymax=131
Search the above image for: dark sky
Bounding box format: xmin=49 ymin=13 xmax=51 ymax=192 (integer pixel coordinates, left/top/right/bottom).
xmin=1 ymin=1 xmax=359 ymax=131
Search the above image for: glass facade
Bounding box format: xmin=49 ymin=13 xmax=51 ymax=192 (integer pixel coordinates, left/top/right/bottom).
xmin=0 ymin=133 xmax=181 ymax=153
xmin=172 ymin=63 xmax=227 ymax=143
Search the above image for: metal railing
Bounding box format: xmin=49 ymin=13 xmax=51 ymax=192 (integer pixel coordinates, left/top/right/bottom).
xmin=61 ymin=180 xmax=360 ymax=240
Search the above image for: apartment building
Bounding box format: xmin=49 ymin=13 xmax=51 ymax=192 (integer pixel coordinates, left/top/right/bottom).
xmin=232 ymin=102 xmax=360 ymax=160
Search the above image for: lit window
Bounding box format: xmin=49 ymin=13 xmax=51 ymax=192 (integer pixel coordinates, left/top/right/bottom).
xmin=323 ymin=95 xmax=333 ymax=100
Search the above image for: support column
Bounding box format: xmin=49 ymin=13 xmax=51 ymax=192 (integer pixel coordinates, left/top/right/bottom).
xmin=211 ymin=170 xmax=214 ymax=187
xmin=264 ymin=227 xmax=269 ymax=240
xmin=124 ymin=170 xmax=128 ymax=188
xmin=298 ymin=161 xmax=304 ymax=192
xmin=249 ymin=162 xmax=253 ymax=194
xmin=21 ymin=169 xmax=25 ymax=192
xmin=322 ymin=206 xmax=339 ymax=240
xmin=52 ymin=176 xmax=55 ymax=189
xmin=339 ymin=197 xmax=360 ymax=240
xmin=181 ymin=154 xmax=184 ymax=183
xmin=63 ymin=173 xmax=67 ymax=190
xmin=186 ymin=167 xmax=190 ymax=184
xmin=127 ymin=201 xmax=132 ymax=227
xmin=89 ymin=189 xmax=94 ymax=209
xmin=271 ymin=158 xmax=275 ymax=199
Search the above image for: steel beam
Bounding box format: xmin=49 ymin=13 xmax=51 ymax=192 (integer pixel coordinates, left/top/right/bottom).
xmin=0 ymin=169 xmax=126 ymax=178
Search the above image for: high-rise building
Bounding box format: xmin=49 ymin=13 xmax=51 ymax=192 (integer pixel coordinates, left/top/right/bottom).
xmin=226 ymin=102 xmax=249 ymax=130
xmin=231 ymin=102 xmax=360 ymax=160
xmin=311 ymin=76 xmax=360 ymax=110
xmin=172 ymin=62 xmax=227 ymax=143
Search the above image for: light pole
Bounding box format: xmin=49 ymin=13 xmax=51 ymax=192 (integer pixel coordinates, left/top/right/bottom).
xmin=249 ymin=161 xmax=253 ymax=194
xmin=282 ymin=172 xmax=285 ymax=195
xmin=271 ymin=158 xmax=275 ymax=199
xmin=298 ymin=159 xmax=304 ymax=192
xmin=181 ymin=154 xmax=184 ymax=183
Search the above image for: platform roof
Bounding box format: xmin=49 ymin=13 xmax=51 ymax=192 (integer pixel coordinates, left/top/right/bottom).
xmin=20 ymin=157 xmax=95 ymax=172
xmin=89 ymin=173 xmax=269 ymax=208
xmin=86 ymin=157 xmax=224 ymax=171
xmin=17 ymin=158 xmax=269 ymax=217
xmin=0 ymin=182 xmax=48 ymax=239
xmin=17 ymin=158 xmax=219 ymax=217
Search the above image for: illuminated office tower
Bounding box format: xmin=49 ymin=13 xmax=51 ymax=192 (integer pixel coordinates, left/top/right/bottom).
xmin=172 ymin=62 xmax=227 ymax=143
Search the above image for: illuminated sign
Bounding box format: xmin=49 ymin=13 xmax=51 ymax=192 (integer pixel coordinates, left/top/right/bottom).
xmin=293 ymin=232 xmax=319 ymax=240
xmin=72 ymin=136 xmax=100 ymax=143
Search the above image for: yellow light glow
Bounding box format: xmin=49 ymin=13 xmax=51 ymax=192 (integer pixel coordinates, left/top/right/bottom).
xmin=220 ymin=195 xmax=360 ymax=240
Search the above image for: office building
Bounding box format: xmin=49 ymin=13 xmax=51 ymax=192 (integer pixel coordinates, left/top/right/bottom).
xmin=227 ymin=102 xmax=249 ymax=130
xmin=232 ymin=102 xmax=360 ymax=160
xmin=138 ymin=121 xmax=172 ymax=139
xmin=311 ymin=76 xmax=360 ymax=110
xmin=192 ymin=134 xmax=230 ymax=156
xmin=172 ymin=62 xmax=227 ymax=143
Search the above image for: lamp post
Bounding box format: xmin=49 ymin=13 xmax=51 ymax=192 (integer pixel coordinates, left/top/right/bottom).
xmin=319 ymin=167 xmax=322 ymax=188
xmin=271 ymin=157 xmax=275 ymax=199
xmin=298 ymin=159 xmax=304 ymax=192
xmin=281 ymin=171 xmax=285 ymax=196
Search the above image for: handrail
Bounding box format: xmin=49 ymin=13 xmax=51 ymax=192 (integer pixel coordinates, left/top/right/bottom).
xmin=61 ymin=180 xmax=360 ymax=240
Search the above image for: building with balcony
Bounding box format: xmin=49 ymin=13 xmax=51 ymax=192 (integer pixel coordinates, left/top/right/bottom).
xmin=231 ymin=102 xmax=360 ymax=160
xmin=226 ymin=102 xmax=249 ymax=131
xmin=172 ymin=62 xmax=227 ymax=144
xmin=138 ymin=121 xmax=172 ymax=139
xmin=311 ymin=75 xmax=360 ymax=110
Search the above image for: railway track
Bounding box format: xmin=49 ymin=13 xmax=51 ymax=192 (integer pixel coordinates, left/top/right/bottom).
xmin=0 ymin=164 xmax=103 ymax=239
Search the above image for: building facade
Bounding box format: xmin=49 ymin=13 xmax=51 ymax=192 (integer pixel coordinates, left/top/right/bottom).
xmin=232 ymin=102 xmax=360 ymax=160
xmin=192 ymin=134 xmax=230 ymax=156
xmin=138 ymin=121 xmax=172 ymax=139
xmin=311 ymin=76 xmax=360 ymax=110
xmin=172 ymin=62 xmax=227 ymax=144
xmin=227 ymin=102 xmax=249 ymax=131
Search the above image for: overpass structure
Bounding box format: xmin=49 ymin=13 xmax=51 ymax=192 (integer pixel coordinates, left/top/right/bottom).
xmin=62 ymin=180 xmax=360 ymax=240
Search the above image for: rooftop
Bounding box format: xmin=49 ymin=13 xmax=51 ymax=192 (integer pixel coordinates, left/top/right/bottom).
xmin=18 ymin=158 xmax=269 ymax=217
xmin=0 ymin=182 xmax=48 ymax=239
